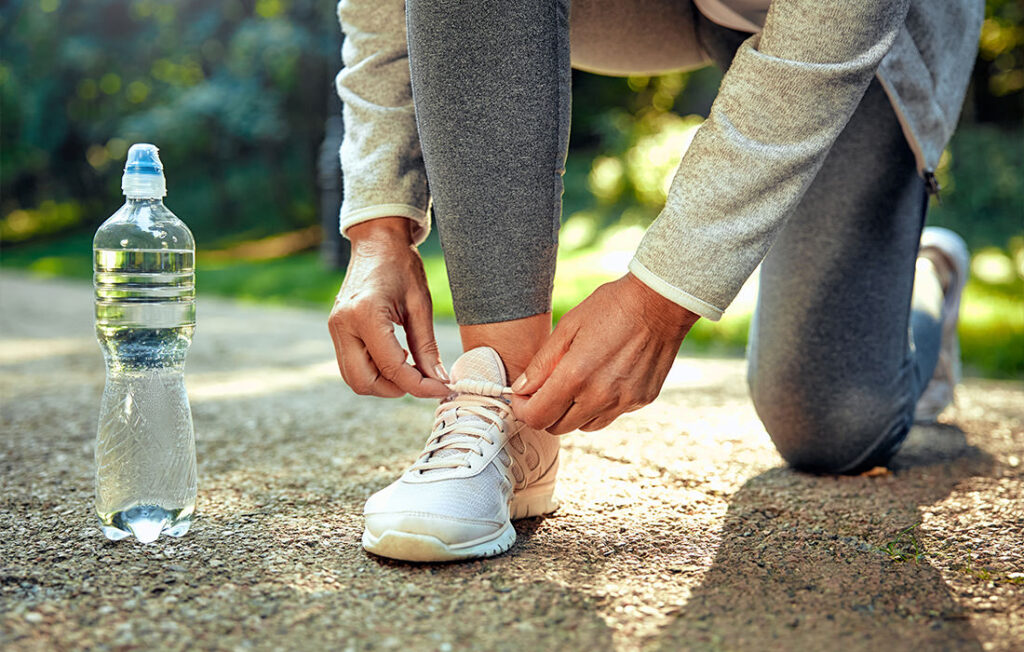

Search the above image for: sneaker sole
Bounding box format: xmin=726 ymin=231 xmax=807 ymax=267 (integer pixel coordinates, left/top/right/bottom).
xmin=510 ymin=482 xmax=559 ymax=520
xmin=362 ymin=521 xmax=517 ymax=563
xmin=361 ymin=484 xmax=560 ymax=563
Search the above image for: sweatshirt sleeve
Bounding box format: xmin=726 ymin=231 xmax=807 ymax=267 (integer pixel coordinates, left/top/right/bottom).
xmin=629 ymin=0 xmax=910 ymax=321
xmin=336 ymin=0 xmax=431 ymax=245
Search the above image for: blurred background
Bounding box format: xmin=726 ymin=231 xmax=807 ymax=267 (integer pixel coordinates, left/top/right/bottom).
xmin=2 ymin=0 xmax=1021 ymax=377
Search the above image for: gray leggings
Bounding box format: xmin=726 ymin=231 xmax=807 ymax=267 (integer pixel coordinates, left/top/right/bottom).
xmin=405 ymin=0 xmax=942 ymax=473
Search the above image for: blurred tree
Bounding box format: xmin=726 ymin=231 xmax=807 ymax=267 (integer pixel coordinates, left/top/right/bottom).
xmin=1 ymin=0 xmax=337 ymax=246
xmin=319 ymin=94 xmax=349 ymax=270
xmin=972 ymin=0 xmax=1024 ymax=122
xmin=0 ymin=0 xmax=1020 ymax=253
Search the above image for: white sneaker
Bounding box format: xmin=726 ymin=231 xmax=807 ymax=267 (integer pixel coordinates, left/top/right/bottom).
xmin=362 ymin=347 xmax=560 ymax=562
xmin=914 ymin=227 xmax=970 ymax=422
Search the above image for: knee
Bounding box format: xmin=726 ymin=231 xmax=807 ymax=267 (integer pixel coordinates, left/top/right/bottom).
xmin=748 ymin=366 xmax=912 ymax=474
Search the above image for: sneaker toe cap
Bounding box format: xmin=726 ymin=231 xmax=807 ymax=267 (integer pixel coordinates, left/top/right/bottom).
xmin=363 ymin=511 xmax=505 ymax=546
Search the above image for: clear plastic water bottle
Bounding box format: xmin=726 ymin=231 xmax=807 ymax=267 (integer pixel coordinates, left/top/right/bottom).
xmin=93 ymin=143 xmax=197 ymax=543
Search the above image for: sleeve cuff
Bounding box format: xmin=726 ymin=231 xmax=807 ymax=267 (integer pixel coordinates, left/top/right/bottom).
xmin=340 ymin=203 xmax=431 ymax=246
xmin=628 ymin=258 xmax=725 ymax=322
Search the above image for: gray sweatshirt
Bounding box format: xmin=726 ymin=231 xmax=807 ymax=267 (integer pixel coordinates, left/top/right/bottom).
xmin=335 ymin=0 xmax=981 ymax=321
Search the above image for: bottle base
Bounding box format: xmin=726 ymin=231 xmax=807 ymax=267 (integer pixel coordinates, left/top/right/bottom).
xmin=98 ymin=505 xmax=193 ymax=543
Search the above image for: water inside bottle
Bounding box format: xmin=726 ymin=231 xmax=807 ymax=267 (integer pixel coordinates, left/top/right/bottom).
xmin=94 ymin=247 xmax=197 ymax=542
xmin=95 ymin=249 xmax=195 ymax=331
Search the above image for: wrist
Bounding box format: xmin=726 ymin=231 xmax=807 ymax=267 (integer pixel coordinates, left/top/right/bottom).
xmin=348 ymin=217 xmax=416 ymax=248
xmin=624 ymin=272 xmax=700 ymax=334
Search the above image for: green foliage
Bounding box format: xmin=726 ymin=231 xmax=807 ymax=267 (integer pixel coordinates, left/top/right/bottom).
xmin=1 ymin=0 xmax=336 ymax=247
xmin=561 ymin=69 xmax=723 ymax=244
xmin=979 ymin=0 xmax=1024 ymax=99
xmin=929 ymin=125 xmax=1023 ymax=253
xmin=0 ymin=200 xmax=85 ymax=243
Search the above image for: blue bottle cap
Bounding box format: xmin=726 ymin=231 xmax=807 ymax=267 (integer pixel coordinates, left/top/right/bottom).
xmin=124 ymin=143 xmax=164 ymax=175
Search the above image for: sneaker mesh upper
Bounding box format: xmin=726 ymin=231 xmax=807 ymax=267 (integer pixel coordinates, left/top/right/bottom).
xmin=365 ymin=348 xmax=513 ymax=522
xmin=366 ymin=464 xmax=506 ymax=521
xmin=421 ymin=348 xmax=509 ymax=470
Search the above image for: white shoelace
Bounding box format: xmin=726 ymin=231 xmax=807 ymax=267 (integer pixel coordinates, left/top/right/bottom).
xmin=409 ymin=379 xmax=515 ymax=473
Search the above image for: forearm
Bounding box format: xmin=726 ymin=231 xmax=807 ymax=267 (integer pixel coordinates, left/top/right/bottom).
xmin=336 ymin=0 xmax=431 ymax=244
xmin=631 ymin=0 xmax=910 ymax=321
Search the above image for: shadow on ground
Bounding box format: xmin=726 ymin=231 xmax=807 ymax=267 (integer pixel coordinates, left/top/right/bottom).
xmin=651 ymin=426 xmax=992 ymax=650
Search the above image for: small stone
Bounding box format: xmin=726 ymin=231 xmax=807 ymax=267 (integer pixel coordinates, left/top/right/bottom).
xmin=24 ymin=612 xmax=43 ymax=624
xmin=861 ymin=466 xmax=890 ymax=477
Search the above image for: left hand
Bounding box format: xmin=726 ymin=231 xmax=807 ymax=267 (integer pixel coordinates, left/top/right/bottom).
xmin=509 ymin=273 xmax=700 ymax=435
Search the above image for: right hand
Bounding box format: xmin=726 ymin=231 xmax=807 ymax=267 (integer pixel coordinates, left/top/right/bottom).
xmin=328 ymin=217 xmax=450 ymax=399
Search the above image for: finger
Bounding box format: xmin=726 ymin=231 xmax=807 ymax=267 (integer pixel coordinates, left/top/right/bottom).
xmin=509 ymin=366 xmax=578 ymax=432
xmin=362 ymin=313 xmax=449 ymax=398
xmin=328 ymin=314 xmax=371 ymax=387
xmin=511 ymin=319 xmax=577 ymax=395
xmin=511 ymin=393 xmax=573 ymax=432
xmin=579 ymin=415 xmax=615 ymax=432
xmin=547 ymin=401 xmax=600 ymax=436
xmin=333 ymin=327 xmax=405 ymax=398
xmin=327 ymin=314 xmax=350 ymax=377
xmin=404 ymin=294 xmax=448 ymax=383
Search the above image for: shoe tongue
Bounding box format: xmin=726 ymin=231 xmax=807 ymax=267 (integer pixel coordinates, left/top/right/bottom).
xmin=449 ymin=347 xmax=508 ymax=386
xmin=418 ymin=348 xmax=508 ymax=475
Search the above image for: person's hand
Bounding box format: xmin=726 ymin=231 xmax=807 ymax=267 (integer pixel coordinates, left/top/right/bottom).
xmin=509 ymin=273 xmax=699 ymax=434
xmin=328 ymin=217 xmax=450 ymax=399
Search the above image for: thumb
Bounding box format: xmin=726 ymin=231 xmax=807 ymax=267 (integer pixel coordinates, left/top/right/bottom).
xmin=511 ymin=320 xmax=575 ymax=395
xmin=404 ymin=296 xmax=449 ymax=383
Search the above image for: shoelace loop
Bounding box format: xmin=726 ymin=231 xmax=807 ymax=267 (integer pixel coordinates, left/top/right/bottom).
xmin=408 ymin=382 xmax=515 ymax=473
xmin=445 ymin=378 xmax=513 ymax=397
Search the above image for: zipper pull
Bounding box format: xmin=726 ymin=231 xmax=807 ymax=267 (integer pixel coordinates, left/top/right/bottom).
xmin=924 ymin=171 xmax=942 ymax=204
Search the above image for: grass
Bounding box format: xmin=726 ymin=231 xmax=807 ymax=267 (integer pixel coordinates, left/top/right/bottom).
xmin=958 ymin=275 xmax=1024 ymax=378
xmin=3 ymin=224 xmax=1021 ymax=379
xmin=878 ymin=523 xmax=927 ymax=563
xmin=0 ymin=231 xmax=344 ymax=309
xmin=878 ymin=525 xmax=1024 ymax=584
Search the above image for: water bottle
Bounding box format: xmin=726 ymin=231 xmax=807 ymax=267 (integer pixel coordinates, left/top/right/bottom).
xmin=93 ymin=143 xmax=197 ymax=543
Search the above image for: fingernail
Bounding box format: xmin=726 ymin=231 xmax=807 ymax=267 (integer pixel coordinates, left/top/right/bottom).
xmin=511 ymin=374 xmax=527 ymax=393
xmin=434 ymin=363 xmax=450 ymax=383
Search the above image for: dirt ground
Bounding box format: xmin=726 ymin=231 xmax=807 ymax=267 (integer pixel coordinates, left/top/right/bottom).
xmin=1 ymin=273 xmax=1021 ymax=651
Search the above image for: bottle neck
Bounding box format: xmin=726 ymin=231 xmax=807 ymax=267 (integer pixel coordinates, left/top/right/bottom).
xmin=122 ymin=171 xmax=166 ymax=199
xmin=125 ymin=197 xmax=164 ymax=207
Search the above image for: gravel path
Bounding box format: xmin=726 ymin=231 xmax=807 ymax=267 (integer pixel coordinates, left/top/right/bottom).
xmin=1 ymin=272 xmax=1021 ymax=651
